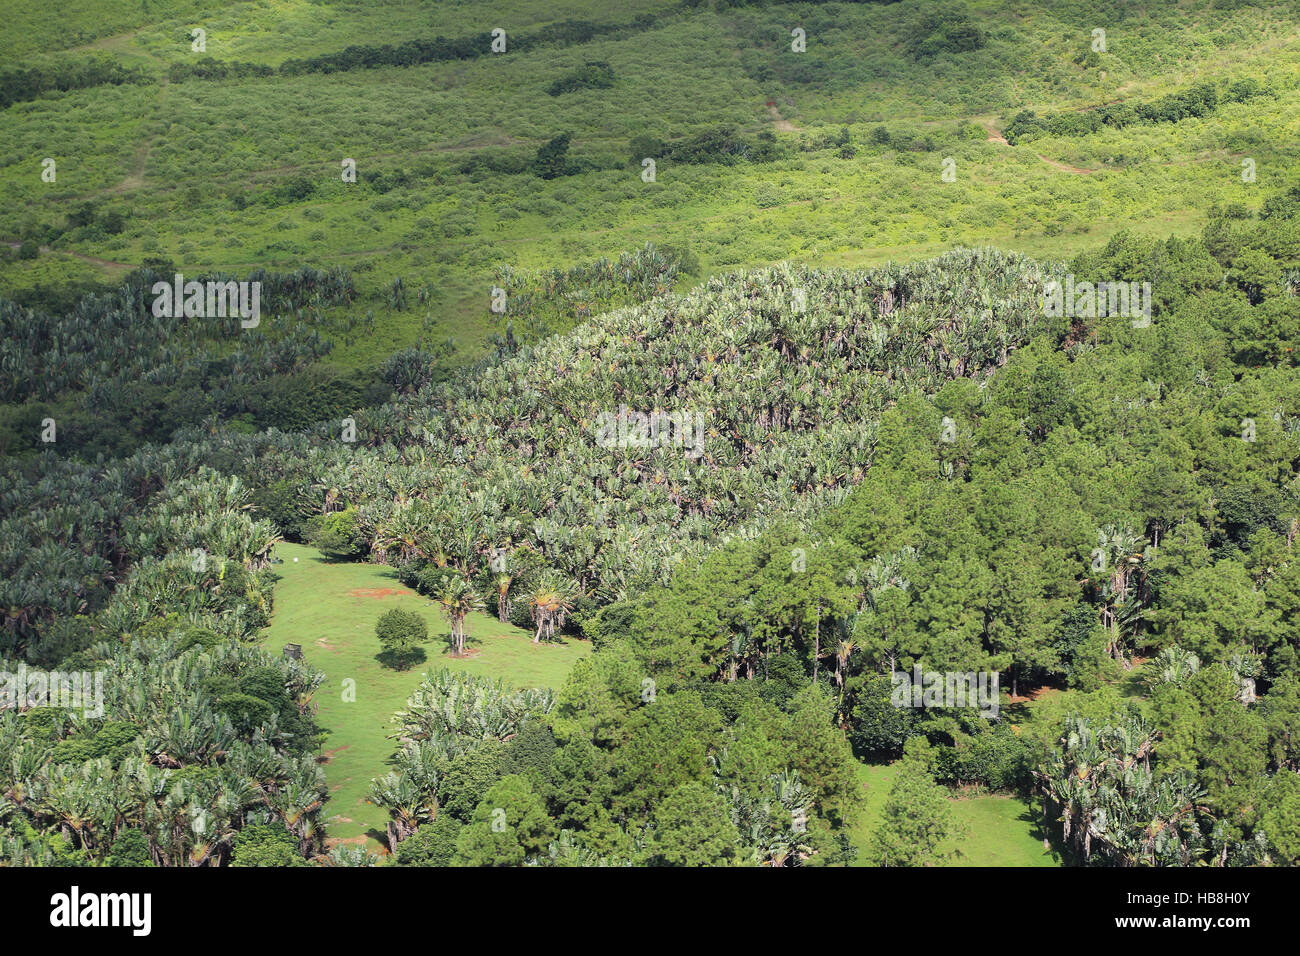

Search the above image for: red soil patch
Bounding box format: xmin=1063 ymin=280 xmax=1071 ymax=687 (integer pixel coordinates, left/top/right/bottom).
xmin=981 ymin=121 xmax=1009 ymax=146
xmin=979 ymin=119 xmax=1092 ymax=173
xmin=320 ymin=745 xmax=351 ymax=762
xmin=767 ymin=103 xmax=797 ymax=132
xmin=348 ymin=587 xmax=410 ymax=598
xmin=324 ymin=836 xmax=368 ymax=848
xmin=1006 ymin=684 xmax=1059 ymax=705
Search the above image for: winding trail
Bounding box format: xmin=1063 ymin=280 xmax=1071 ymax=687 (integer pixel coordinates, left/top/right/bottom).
xmin=767 ymin=102 xmax=798 ymax=132
xmin=980 ymin=119 xmax=1093 ymax=174
xmin=4 ymin=241 xmax=136 ymax=272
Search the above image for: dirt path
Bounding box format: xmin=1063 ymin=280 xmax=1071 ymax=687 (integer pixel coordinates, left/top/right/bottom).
xmin=109 ymin=139 xmax=153 ymax=194
xmin=980 ymin=118 xmax=1092 ymax=174
xmin=236 ymin=132 xmax=526 ymax=184
xmin=105 ymin=76 xmax=169 ymax=195
xmin=767 ymin=102 xmax=797 ymax=132
xmin=4 ymin=241 xmax=136 ymax=271
xmin=1034 ymin=154 xmax=1092 ymax=175
xmin=981 ymin=120 xmax=1008 ymax=146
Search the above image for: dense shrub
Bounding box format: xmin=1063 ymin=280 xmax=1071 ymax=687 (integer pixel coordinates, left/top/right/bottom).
xmin=374 ymin=608 xmax=428 ymax=670
xmin=546 ymin=62 xmax=615 ymax=96
xmin=303 ymin=507 xmax=366 ymax=560
xmin=0 ymin=54 xmax=143 ymax=108
xmin=394 ymin=815 xmax=463 ymax=866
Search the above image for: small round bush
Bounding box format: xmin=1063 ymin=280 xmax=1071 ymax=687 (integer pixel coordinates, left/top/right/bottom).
xmin=376 ymin=608 xmax=428 ymax=669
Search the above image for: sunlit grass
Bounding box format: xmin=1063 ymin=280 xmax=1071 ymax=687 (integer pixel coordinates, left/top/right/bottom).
xmin=262 ymin=540 xmax=591 ymax=850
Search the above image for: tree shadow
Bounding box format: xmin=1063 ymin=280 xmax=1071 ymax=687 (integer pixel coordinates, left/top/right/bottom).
xmin=1019 ymin=799 xmax=1067 ymax=864
xmin=314 ymin=550 xmax=364 ymax=565
xmin=440 ymin=630 xmax=483 ymax=657
xmin=376 ymin=646 xmax=427 ymax=671
xmin=530 ymin=632 xmax=574 ymax=647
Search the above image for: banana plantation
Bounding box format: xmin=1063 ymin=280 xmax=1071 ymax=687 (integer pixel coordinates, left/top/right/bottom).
xmin=0 ymin=462 xmax=327 ymax=866
xmin=313 ymin=247 xmax=1051 ymax=609
xmin=0 ymin=266 xmax=354 ymax=405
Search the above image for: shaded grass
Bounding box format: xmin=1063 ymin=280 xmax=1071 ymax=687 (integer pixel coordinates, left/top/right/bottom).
xmin=262 ymin=540 xmax=590 ymax=849
xmin=849 ymin=762 xmax=1062 ymax=868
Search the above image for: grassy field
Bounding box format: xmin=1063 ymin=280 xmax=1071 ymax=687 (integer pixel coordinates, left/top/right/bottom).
xmin=264 ymin=540 xmax=1060 ymax=862
xmin=4 ymin=0 xmax=1298 ymax=375
xmin=850 ymin=762 xmax=1062 ymax=867
xmin=262 ymin=540 xmax=591 ymax=849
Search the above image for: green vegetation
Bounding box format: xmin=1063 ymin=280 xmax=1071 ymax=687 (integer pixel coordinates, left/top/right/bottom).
xmin=262 ymin=541 xmax=589 ymax=849
xmin=374 ymin=608 xmax=428 ymax=670
xmin=850 ymin=762 xmax=1059 ymax=867
xmin=2 ymin=0 xmax=1298 ymax=869
xmin=4 ymin=0 xmax=1297 ymax=376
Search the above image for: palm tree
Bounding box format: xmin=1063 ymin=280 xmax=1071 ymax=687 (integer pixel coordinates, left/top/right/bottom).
xmin=1091 ymin=525 xmax=1147 ymax=664
xmin=527 ymin=573 xmax=579 ymax=644
xmin=367 ymin=772 xmax=436 ymax=849
xmin=1145 ymin=644 xmax=1201 ymax=689
xmin=435 ymin=574 xmax=485 ymax=656
xmin=834 ymin=638 xmax=855 ymax=708
xmin=495 ymin=572 xmax=513 ymax=623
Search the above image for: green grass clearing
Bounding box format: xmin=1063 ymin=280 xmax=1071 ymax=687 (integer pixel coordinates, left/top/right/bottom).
xmin=262 ymin=540 xmax=591 ymax=850
xmin=849 ymin=762 xmax=1062 ymax=867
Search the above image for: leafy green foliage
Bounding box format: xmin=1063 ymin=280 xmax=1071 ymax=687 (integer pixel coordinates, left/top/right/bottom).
xmin=868 ymin=739 xmax=963 ymax=865
xmin=453 ymin=775 xmax=555 ymax=866
xmin=547 ymin=61 xmax=616 ymax=96
xmin=374 ymin=608 xmax=428 ymax=670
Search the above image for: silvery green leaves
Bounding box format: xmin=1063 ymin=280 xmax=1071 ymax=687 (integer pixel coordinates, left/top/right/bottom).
xmin=487 ymin=244 xmax=682 ymax=350
xmin=151 ymin=274 xmax=261 ymax=328
xmin=391 ymin=669 xmax=554 ymax=747
xmin=328 ymin=249 xmax=1049 ymax=606
xmin=0 ymin=266 xmax=353 ymax=418
xmin=0 ymin=666 xmax=104 ymax=719
xmin=592 ymin=406 xmax=704 ymax=459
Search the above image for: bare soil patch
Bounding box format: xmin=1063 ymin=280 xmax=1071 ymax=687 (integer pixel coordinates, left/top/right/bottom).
xmin=348 ymin=587 xmax=410 ymax=598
